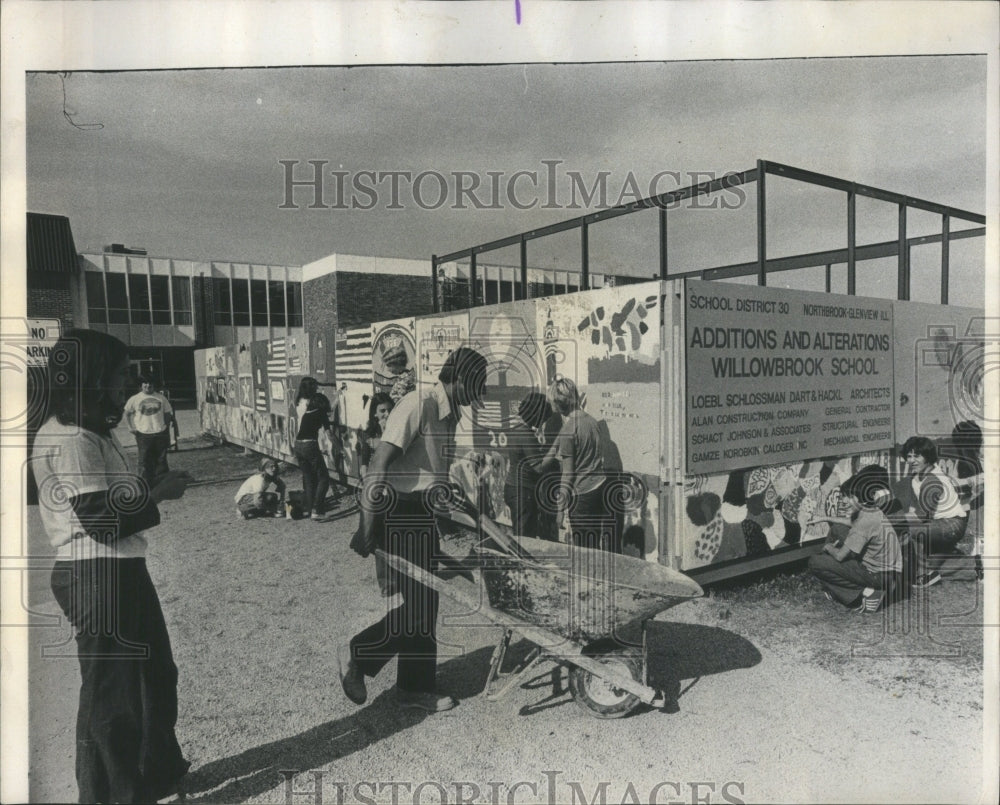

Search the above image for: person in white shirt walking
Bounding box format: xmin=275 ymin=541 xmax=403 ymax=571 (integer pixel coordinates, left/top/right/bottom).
xmin=124 ymin=375 xmax=176 ymax=486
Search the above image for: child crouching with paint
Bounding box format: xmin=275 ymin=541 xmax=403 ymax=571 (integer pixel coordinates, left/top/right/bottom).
xmin=807 ymin=464 xmax=902 ymax=613
xmin=235 ymin=458 xmax=287 ymax=519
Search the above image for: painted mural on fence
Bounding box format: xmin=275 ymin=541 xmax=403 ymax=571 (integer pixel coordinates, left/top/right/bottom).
xmin=681 ymin=451 xmax=891 ymax=570
xmin=412 ymin=288 xmax=664 ymax=557
xmin=372 ymin=318 xmax=417 ymax=402
xmin=335 ymin=323 xmax=379 ymax=483
xmin=195 ymin=285 xmax=983 ymax=574
xmin=539 ymin=282 xmax=663 ymax=557
xmin=416 ymin=312 xmax=469 ymax=388
xmin=199 ymin=339 xmax=314 ymax=464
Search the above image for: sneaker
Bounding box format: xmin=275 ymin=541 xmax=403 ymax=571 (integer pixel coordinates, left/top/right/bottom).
xmin=849 ymin=597 xmax=865 ymax=613
xmin=396 ymin=688 xmax=457 ymax=713
xmin=337 ymin=646 xmax=367 ymax=705
xmin=912 ymin=572 xmax=942 ymax=589
xmin=861 ymin=589 xmax=885 ymax=613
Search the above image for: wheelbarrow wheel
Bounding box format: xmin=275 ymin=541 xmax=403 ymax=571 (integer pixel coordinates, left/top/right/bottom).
xmin=567 ymin=650 xmax=643 ymax=719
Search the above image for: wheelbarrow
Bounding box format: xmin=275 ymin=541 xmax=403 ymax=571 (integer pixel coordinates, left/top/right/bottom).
xmin=376 ymin=513 xmax=703 ymax=719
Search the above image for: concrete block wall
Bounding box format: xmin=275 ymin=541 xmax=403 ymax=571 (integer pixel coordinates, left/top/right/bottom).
xmin=27 ymin=273 xmax=75 ymax=330
xmin=334 ymin=271 xmax=433 ymax=328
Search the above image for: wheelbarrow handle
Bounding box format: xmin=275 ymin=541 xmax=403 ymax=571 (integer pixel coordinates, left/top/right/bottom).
xmin=449 ymin=489 xmax=538 ymax=562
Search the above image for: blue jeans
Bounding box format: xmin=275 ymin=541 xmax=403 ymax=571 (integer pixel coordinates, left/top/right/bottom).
xmin=809 ymin=552 xmax=898 ymax=606
xmin=50 ymin=558 xmax=188 ymax=803
xmin=908 ymin=515 xmax=967 ymax=575
xmin=134 ymin=430 xmax=170 ymax=487
xmin=294 ymin=440 xmax=330 ymax=515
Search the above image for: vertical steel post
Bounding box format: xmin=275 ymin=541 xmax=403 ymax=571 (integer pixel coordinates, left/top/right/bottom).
xmin=825 ymin=264 xmax=832 ymax=293
xmin=431 ymin=254 xmax=439 ymax=313
xmin=659 ymin=206 xmax=668 ymax=280
xmin=941 ymin=214 xmax=950 ymax=305
xmin=897 ymin=204 xmax=909 ymax=300
xmin=756 ymin=160 xmax=767 ymax=286
xmin=847 ymin=190 xmax=856 ymax=296
xmin=469 ymin=252 xmax=478 ymax=308
xmin=520 ymin=236 xmax=528 ymax=299
xmin=581 ymin=221 xmax=590 ymax=290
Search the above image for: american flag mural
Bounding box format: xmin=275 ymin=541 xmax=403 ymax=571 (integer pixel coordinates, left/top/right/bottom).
xmin=251 ymin=341 xmax=269 ymax=412
xmin=335 ymin=326 xmax=374 ymax=385
xmin=267 ymin=337 xmax=287 ymax=377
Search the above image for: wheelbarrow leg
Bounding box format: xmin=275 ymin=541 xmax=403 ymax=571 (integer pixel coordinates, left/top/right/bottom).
xmin=483 ymin=629 xmax=548 ymax=701
xmin=482 ymin=628 xmax=513 ymax=698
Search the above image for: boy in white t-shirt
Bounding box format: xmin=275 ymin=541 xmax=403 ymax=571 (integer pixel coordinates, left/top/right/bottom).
xmin=235 ymin=458 xmax=287 ymax=518
xmin=124 ymin=376 xmax=176 ymax=485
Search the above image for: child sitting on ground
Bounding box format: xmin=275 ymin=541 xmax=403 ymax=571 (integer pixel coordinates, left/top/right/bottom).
xmin=807 ymin=464 xmax=902 ymax=613
xmin=235 ymin=458 xmax=287 ymax=519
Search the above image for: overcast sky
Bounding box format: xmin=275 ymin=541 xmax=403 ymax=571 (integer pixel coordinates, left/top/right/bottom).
xmin=25 ymin=56 xmax=987 ymax=302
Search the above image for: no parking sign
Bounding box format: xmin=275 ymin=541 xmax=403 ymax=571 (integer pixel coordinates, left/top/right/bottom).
xmin=21 ymin=318 xmax=61 ymax=366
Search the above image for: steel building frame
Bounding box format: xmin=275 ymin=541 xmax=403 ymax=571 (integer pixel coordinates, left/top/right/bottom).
xmin=432 ymin=159 xmax=986 ymax=310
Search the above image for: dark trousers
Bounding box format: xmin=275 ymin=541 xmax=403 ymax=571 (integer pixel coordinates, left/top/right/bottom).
xmin=236 ymin=491 xmax=281 ymax=518
xmin=350 ymin=497 xmax=440 ymax=693
xmin=294 ymin=440 xmax=330 ymax=515
xmin=907 ymin=516 xmax=967 ymax=575
xmin=134 ymin=430 xmax=170 ymax=487
xmin=809 ymin=552 xmax=898 ymax=606
xmin=504 ymin=483 xmax=551 ymax=541
xmin=50 ymin=558 xmax=188 ymax=804
xmin=569 ymin=484 xmax=618 ymax=552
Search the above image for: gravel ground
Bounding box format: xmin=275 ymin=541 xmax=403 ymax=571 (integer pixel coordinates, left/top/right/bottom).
xmin=24 ymin=430 xmax=994 ymax=804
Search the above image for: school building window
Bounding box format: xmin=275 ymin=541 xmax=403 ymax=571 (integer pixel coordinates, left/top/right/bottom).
xmin=287 ymin=282 xmax=303 ymax=327
xmin=213 ymin=278 xmax=232 ymax=325
xmin=250 ymin=279 xmax=268 ymax=326
xmin=85 ymin=273 xmax=106 ymax=324
xmin=105 ymin=273 xmax=129 ymax=324
xmin=232 ymin=279 xmax=250 ymax=326
xmin=128 ymin=274 xmax=151 ymax=324
xmin=268 ymin=280 xmax=286 ymax=327
xmin=171 ymin=276 xmax=192 ymax=325
xmin=150 ymin=275 xmax=171 ymax=325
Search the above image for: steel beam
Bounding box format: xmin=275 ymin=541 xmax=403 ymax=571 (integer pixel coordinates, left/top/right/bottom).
xmin=762 ymin=160 xmax=985 ymax=224
xmin=698 ymin=226 xmax=984 ymax=283
xmin=847 ymin=190 xmax=856 ymax=295
xmin=431 ymin=254 xmax=439 ymax=313
xmin=520 ymin=236 xmax=528 ymax=299
xmin=659 ymin=206 xmax=668 ymax=280
xmin=757 ymin=160 xmax=767 ymax=286
xmin=470 ymin=252 xmax=478 ymax=308
xmin=941 ymin=215 xmax=950 ymax=305
xmin=898 ymin=204 xmax=908 ymax=300
xmin=436 ymin=169 xmax=758 ymax=264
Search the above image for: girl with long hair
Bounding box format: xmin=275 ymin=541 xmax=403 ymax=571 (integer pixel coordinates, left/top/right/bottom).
xmin=359 ymin=392 xmax=394 ymax=479
xmin=294 ymin=391 xmax=334 ymax=519
xmin=32 ymin=329 xmax=191 ymax=803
